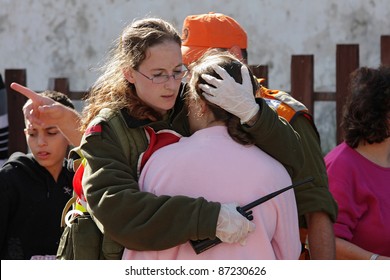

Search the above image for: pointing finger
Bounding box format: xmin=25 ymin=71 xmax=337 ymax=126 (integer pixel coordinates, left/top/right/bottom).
xmin=10 ymin=83 xmax=40 ymax=102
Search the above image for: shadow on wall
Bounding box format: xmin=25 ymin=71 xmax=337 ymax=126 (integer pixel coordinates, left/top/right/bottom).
xmin=315 ymin=101 xmax=336 ymax=155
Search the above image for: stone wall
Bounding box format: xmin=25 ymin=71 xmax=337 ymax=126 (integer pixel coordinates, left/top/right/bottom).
xmin=1 ymin=0 xmax=389 ymax=153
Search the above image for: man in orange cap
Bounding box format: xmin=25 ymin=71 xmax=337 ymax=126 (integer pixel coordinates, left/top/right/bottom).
xmin=181 ymin=12 xmax=338 ymax=260
xmin=182 ymin=12 xmax=248 ymax=65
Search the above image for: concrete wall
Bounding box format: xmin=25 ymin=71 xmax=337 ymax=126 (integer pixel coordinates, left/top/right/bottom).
xmin=1 ymin=0 xmax=389 ymax=153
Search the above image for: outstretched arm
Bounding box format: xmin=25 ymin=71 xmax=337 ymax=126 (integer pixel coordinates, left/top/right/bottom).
xmin=11 ymin=83 xmax=82 ymax=146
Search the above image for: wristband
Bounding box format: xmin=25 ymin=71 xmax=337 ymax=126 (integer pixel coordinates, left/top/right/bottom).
xmin=370 ymin=253 xmax=379 ymax=260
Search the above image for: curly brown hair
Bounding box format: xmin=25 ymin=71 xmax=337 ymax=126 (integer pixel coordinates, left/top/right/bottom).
xmin=342 ymin=65 xmax=390 ymax=148
xmin=187 ymin=50 xmax=259 ymax=145
xmin=80 ymin=18 xmax=181 ymax=131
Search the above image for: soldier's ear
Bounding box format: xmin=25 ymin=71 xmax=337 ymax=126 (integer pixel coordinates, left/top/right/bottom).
xmin=123 ymin=68 xmax=136 ymax=83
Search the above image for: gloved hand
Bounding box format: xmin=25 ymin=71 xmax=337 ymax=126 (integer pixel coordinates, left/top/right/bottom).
xmin=199 ymin=65 xmax=260 ymax=124
xmin=216 ymin=203 xmax=255 ymax=245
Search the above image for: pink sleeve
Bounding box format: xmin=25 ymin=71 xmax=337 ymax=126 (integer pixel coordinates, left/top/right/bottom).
xmin=327 ymin=162 xmax=363 ymax=241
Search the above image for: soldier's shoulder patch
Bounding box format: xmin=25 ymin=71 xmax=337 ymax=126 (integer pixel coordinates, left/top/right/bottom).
xmin=85 ymin=123 xmax=102 ymax=136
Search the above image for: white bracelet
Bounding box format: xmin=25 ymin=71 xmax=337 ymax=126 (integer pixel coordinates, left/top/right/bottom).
xmin=370 ymin=253 xmax=379 ymax=260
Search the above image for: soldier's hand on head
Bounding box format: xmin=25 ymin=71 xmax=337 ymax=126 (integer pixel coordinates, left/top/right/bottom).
xmin=199 ymin=65 xmax=259 ymax=124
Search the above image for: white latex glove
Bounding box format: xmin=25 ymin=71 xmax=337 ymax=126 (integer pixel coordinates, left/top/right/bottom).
xmin=199 ymin=65 xmax=260 ymax=124
xmin=216 ymin=203 xmax=255 ymax=246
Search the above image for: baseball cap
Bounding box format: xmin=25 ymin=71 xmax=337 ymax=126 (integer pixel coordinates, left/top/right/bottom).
xmin=181 ymin=12 xmax=247 ymax=65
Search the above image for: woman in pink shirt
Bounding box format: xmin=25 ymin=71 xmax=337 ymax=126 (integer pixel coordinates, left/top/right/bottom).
xmin=122 ymin=51 xmax=301 ymax=260
xmin=325 ymin=66 xmax=390 ymax=260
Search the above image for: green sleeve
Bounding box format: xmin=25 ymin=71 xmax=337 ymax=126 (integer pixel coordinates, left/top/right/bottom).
xmin=290 ymin=115 xmax=338 ymax=228
xmin=244 ymin=98 xmax=305 ymax=177
xmin=81 ymin=120 xmax=220 ymax=251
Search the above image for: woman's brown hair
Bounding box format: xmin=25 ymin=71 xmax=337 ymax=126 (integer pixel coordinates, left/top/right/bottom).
xmin=187 ymin=50 xmax=259 ymax=145
xmin=342 ymin=65 xmax=390 ymax=148
xmin=80 ymin=18 xmax=181 ymax=131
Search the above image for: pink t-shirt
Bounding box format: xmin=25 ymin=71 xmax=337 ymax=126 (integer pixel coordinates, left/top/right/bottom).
xmin=325 ymin=142 xmax=390 ymax=256
xmin=122 ymin=126 xmax=301 ymax=260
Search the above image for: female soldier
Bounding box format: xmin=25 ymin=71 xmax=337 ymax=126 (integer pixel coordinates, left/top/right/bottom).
xmin=11 ymin=17 xmax=303 ymax=256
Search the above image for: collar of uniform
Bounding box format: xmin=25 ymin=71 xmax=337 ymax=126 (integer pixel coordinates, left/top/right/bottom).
xmin=120 ymin=108 xmax=152 ymax=128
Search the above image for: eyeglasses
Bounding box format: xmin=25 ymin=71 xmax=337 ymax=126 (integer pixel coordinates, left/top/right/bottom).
xmin=135 ymin=67 xmax=188 ymax=84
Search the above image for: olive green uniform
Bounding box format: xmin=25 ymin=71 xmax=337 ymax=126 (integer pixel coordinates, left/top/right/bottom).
xmin=259 ymin=86 xmax=338 ymax=228
xmin=291 ymin=116 xmax=338 ymax=227
xmin=79 ymin=87 xmax=303 ymax=251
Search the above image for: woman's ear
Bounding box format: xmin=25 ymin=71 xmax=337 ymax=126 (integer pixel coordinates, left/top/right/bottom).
xmin=198 ymin=99 xmax=208 ymax=116
xmin=228 ymin=45 xmax=244 ymax=61
xmin=123 ymin=68 xmax=135 ymax=83
xmin=189 ymin=98 xmax=207 ymax=118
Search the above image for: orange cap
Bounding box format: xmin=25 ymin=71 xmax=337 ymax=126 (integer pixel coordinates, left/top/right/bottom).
xmin=181 ymin=12 xmax=247 ymax=65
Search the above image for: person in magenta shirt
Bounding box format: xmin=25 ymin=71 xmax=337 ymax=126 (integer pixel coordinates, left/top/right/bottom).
xmin=325 ymin=66 xmax=390 ymax=260
xmin=122 ymin=51 xmax=301 ymax=260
